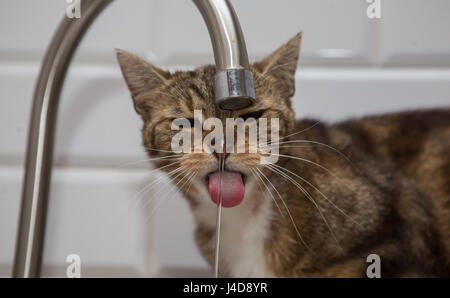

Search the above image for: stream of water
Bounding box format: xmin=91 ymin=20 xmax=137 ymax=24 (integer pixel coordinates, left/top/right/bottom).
xmin=214 ymin=154 xmax=225 ymax=278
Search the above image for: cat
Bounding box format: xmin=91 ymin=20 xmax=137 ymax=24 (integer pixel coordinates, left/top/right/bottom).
xmin=116 ymin=32 xmax=450 ymax=277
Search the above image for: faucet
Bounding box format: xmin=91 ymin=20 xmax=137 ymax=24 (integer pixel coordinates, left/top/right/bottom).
xmin=13 ymin=0 xmax=255 ymax=277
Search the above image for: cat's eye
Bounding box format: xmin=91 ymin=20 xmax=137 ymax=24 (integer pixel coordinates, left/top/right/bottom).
xmin=240 ymin=110 xmax=266 ymax=120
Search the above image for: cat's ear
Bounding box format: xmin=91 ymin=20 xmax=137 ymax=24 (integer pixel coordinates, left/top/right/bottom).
xmin=255 ymin=32 xmax=302 ymax=96
xmin=115 ymin=49 xmax=170 ymax=98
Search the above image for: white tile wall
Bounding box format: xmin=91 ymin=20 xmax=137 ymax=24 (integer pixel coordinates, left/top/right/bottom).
xmin=151 ymin=0 xmax=376 ymax=66
xmin=0 ymin=0 xmax=449 ymax=277
xmin=0 ymin=0 xmax=157 ymax=62
xmin=234 ymin=0 xmax=377 ymax=66
xmin=379 ymin=0 xmax=450 ymax=66
xmin=0 ymin=166 xmax=153 ymax=277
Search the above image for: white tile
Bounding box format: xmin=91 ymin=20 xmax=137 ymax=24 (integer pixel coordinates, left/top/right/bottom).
xmin=153 ymin=0 xmax=375 ymax=66
xmin=0 ymin=168 xmax=20 ymax=277
xmin=293 ymin=68 xmax=450 ymax=122
xmin=0 ymin=0 xmax=156 ymax=63
xmin=0 ymin=0 xmax=66 ymax=60
xmin=1 ymin=0 xmax=374 ymax=66
xmin=380 ymin=0 xmax=450 ymax=66
xmin=0 ymin=63 xmax=147 ymax=167
xmin=0 ymin=166 xmax=153 ymax=277
xmin=149 ymin=173 xmax=211 ymax=277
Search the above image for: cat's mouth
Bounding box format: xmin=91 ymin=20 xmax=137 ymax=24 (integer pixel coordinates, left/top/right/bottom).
xmin=206 ymin=171 xmax=246 ymax=208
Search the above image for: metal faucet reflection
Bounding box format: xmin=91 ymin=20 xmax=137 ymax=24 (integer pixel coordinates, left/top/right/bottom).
xmin=13 ymin=0 xmax=255 ymax=277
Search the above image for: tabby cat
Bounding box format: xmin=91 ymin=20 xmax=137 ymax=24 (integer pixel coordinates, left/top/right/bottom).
xmin=116 ymin=32 xmax=450 ymax=277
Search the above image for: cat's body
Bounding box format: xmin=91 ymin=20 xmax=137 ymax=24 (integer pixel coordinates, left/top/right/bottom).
xmin=196 ymin=110 xmax=450 ymax=277
xmin=116 ymin=32 xmax=450 ymax=277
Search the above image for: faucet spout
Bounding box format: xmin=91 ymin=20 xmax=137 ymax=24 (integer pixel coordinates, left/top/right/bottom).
xmin=194 ymin=0 xmax=256 ymax=110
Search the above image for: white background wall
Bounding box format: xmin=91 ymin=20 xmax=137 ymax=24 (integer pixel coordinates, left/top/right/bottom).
xmin=0 ymin=0 xmax=449 ymax=277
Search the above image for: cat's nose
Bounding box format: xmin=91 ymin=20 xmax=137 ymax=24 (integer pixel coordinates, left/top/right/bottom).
xmin=211 ymin=140 xmax=228 ymax=160
xmin=213 ymin=150 xmax=228 ymax=160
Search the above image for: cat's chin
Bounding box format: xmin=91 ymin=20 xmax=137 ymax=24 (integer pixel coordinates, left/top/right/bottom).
xmin=206 ymin=170 xmax=246 ymax=208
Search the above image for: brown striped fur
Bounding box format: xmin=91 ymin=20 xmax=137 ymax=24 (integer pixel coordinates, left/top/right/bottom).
xmin=116 ymin=32 xmax=450 ymax=277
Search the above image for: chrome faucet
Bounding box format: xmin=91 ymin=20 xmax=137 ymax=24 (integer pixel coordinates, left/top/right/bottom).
xmin=194 ymin=0 xmax=255 ymax=110
xmin=13 ymin=0 xmax=255 ymax=277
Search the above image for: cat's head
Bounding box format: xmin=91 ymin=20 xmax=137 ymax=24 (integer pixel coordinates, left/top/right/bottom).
xmin=116 ymin=32 xmax=301 ymax=211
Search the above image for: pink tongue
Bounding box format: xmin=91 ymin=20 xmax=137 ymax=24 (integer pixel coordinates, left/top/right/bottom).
xmin=208 ymin=171 xmax=245 ymax=208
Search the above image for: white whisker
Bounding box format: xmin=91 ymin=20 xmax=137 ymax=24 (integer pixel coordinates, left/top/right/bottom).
xmin=251 ymin=169 xmax=285 ymax=219
xmin=268 ymin=121 xmax=321 ymax=144
xmin=265 ymin=164 xmax=342 ymax=251
xmin=115 ymin=155 xmax=183 ymax=169
xmin=270 ymin=153 xmax=355 ymax=193
xmin=143 ymin=146 xmax=178 ymax=153
xmin=265 ymin=139 xmax=360 ymax=172
xmin=253 ymin=168 xmax=315 ymax=254
xmin=268 ymin=162 xmax=360 ymax=227
xmin=147 ymin=170 xmax=197 ymax=220
xmin=135 ymin=166 xmax=185 ymax=210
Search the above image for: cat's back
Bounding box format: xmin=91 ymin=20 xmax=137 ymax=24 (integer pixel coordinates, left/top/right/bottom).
xmin=290 ymin=109 xmax=449 ymax=275
xmin=336 ymin=109 xmax=449 ymax=163
xmin=338 ymin=109 xmax=450 ymax=275
xmin=294 ymin=109 xmax=449 ymax=179
xmin=335 ymin=109 xmax=449 ymax=199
